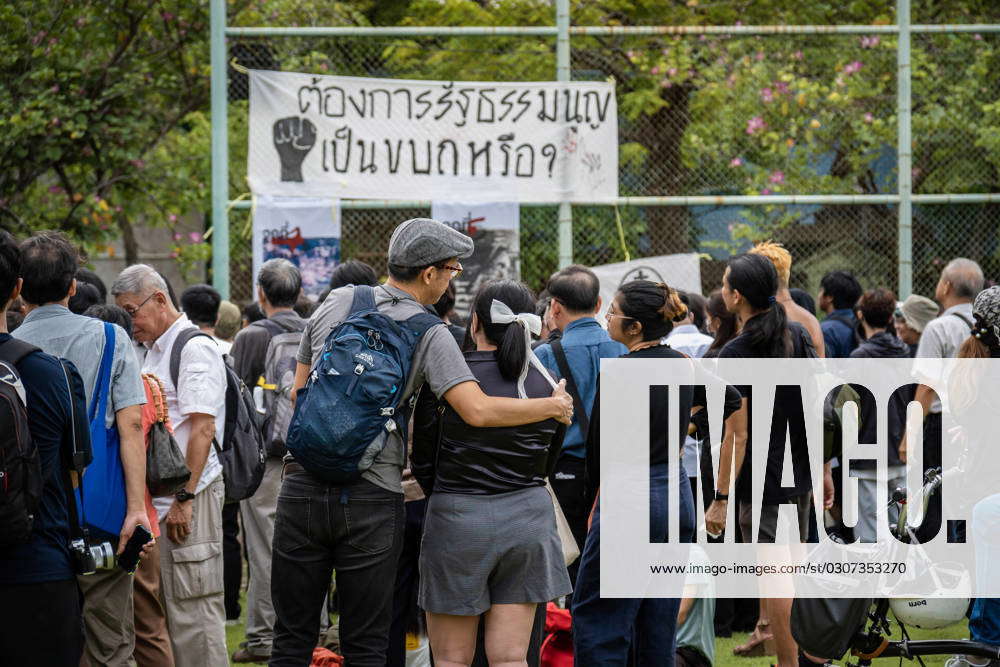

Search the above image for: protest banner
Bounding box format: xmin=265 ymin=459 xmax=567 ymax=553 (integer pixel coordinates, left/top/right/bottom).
xmin=591 ymin=253 xmax=703 ymax=321
xmin=252 ymin=195 xmax=341 ymax=301
xmin=248 ymin=70 xmax=617 ymax=203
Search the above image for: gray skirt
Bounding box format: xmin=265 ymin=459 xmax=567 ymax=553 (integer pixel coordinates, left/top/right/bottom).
xmin=418 ymin=485 xmax=573 ymax=616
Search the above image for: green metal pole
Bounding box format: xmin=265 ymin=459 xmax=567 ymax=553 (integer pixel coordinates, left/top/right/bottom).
xmin=556 ymin=0 xmax=573 ymax=269
xmin=897 ymin=0 xmax=912 ymax=299
xmin=210 ymin=0 xmax=230 ymax=299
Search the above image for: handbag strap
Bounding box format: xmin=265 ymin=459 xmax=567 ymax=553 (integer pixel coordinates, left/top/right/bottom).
xmin=143 ymin=373 xmax=168 ymax=424
xmin=88 ymin=322 xmax=115 ymax=425
xmin=551 ymin=340 xmax=590 ymax=439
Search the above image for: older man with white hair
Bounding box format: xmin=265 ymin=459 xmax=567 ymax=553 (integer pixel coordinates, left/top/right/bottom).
xmin=111 ymin=264 xmax=228 ymax=667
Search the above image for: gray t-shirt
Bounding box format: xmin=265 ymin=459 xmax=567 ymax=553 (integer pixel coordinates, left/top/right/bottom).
xmin=15 ymin=304 xmax=146 ymax=427
xmin=296 ymin=284 xmax=476 ymax=492
xmin=914 ymin=302 xmax=973 ymax=414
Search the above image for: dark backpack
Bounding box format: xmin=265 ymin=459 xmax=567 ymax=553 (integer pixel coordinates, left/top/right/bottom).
xmin=170 ymin=329 xmax=265 ymax=503
xmin=286 ymin=285 xmax=441 ymax=485
xmin=0 ymin=338 xmax=42 ymax=548
xmin=252 ymin=318 xmax=306 ymax=458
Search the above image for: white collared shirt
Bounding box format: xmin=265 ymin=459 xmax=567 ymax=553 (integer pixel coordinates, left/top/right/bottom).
xmin=143 ymin=314 xmax=226 ymax=519
xmin=664 ymin=324 xmax=714 ymax=359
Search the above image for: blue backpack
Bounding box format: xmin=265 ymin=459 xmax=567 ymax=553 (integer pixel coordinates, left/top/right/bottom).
xmin=286 ymin=285 xmax=441 ymax=484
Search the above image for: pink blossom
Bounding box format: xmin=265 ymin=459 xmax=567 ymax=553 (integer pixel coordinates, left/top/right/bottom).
xmin=734 ymin=20 xmax=742 ymax=26
xmin=50 ymin=85 xmax=59 ymax=94
xmin=729 ymin=157 xmax=742 ymax=167
xmin=864 ymin=112 xmax=874 ymax=123
xmin=761 ymin=87 xmax=774 ymax=103
xmin=189 ymin=231 xmax=203 ymax=243
xmin=169 ymin=213 xmax=178 ymax=223
xmin=860 ymin=36 xmax=880 ymax=48
xmin=51 ymin=117 xmax=60 ymax=127
xmin=769 ymin=171 xmax=785 ymax=184
xmin=661 ymin=48 xmax=670 ymax=56
xmin=699 ymin=35 xmax=707 ymax=42
xmin=746 ymin=116 xmax=766 ymax=135
xmin=793 ymin=50 xmax=804 ymax=60
xmin=650 ymin=65 xmax=661 ymax=75
xmin=169 ymin=251 xmax=179 ymax=259
xmin=774 ymin=81 xmax=789 ymax=95
xmin=668 ymin=67 xmax=678 ymax=77
xmin=974 ymin=33 xmax=982 ymax=41
xmin=172 ymin=232 xmax=182 ymax=241
xmin=115 ymin=206 xmax=122 ymax=213
xmin=755 ymin=50 xmax=765 ymax=61
xmin=761 ymin=188 xmax=772 ymax=195
xmin=844 ymin=60 xmax=863 ymax=75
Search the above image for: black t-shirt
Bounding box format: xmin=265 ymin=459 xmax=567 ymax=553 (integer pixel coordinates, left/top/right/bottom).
xmin=718 ymin=318 xmax=816 ymax=503
xmin=584 ymin=345 xmax=696 ymax=505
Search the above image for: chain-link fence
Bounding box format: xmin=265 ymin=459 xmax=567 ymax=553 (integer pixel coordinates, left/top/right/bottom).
xmin=218 ymin=20 xmax=1000 ymax=305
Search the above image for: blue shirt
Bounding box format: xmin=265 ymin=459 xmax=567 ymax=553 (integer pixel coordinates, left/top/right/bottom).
xmin=820 ymin=308 xmax=858 ymax=358
xmin=534 ymin=318 xmax=628 ymax=459
xmin=0 ymin=334 xmax=91 ymax=584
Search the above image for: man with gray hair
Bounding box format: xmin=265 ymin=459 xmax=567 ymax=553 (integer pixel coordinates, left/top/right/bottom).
xmin=229 ymin=258 xmax=307 ymax=664
xmin=901 ymin=258 xmax=983 ymax=537
xmin=111 ymin=264 xmax=229 ymax=667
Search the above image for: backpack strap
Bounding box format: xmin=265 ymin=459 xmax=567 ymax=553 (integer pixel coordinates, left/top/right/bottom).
xmin=950 ymin=311 xmax=974 ymax=329
xmin=57 ymin=359 xmax=89 ymax=542
xmin=0 ymin=337 xmax=40 ymax=367
xmin=169 ymin=327 xmax=214 ymax=389
xmin=349 ymin=284 xmax=377 ymax=315
xmin=551 ymin=340 xmax=590 ymax=440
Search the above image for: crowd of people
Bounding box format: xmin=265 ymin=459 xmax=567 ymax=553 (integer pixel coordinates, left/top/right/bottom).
xmin=0 ymin=219 xmax=997 ymax=667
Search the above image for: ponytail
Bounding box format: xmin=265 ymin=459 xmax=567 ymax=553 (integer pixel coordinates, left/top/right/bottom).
xmin=743 ymin=303 xmax=791 ymax=357
xmin=498 ymin=319 xmax=529 ymax=382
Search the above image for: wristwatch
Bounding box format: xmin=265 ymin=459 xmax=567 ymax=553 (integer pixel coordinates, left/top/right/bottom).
xmin=713 ymin=490 xmax=729 ymax=502
xmin=175 ymin=490 xmax=196 ymax=503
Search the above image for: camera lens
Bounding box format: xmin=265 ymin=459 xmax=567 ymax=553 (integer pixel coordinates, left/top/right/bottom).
xmin=90 ymin=542 xmax=116 ymax=570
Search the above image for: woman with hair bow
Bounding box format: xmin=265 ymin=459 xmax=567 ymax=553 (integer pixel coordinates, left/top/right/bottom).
xmin=412 ymin=279 xmax=571 ymax=667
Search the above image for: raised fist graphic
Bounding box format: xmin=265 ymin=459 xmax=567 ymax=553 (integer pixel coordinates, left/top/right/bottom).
xmin=273 ymin=116 xmax=317 ymax=182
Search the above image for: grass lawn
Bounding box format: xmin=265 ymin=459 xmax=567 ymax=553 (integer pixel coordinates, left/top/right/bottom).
xmin=223 ymin=591 xmax=971 ymax=667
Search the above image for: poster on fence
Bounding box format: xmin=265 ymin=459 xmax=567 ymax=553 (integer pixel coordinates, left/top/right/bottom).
xmin=252 ymin=195 xmax=341 ymax=301
xmin=431 ymin=201 xmax=520 ymax=318
xmin=248 ymin=70 xmax=618 ymax=203
xmin=591 ymin=253 xmax=703 ymax=322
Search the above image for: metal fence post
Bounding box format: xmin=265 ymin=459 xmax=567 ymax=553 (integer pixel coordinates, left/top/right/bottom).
xmin=210 ymin=0 xmax=230 ymax=299
xmin=897 ymin=0 xmax=913 ymax=298
xmin=556 ymin=0 xmax=573 ymax=269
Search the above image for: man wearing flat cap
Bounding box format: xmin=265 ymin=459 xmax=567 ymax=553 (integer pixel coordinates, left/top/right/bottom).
xmin=269 ymin=218 xmax=574 ymax=666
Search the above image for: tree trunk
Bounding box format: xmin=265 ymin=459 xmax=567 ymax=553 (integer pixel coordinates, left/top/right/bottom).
xmin=640 ymin=84 xmax=693 ymax=256
xmin=118 ymin=214 xmax=138 ymax=265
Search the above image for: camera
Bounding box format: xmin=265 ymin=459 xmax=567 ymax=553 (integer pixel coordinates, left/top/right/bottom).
xmin=69 ymin=537 xmax=116 ymax=575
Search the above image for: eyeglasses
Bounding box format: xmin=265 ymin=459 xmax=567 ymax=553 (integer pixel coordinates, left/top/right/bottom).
xmin=123 ymin=292 xmax=156 ymax=317
xmin=439 ymin=264 xmax=463 ymax=278
xmin=605 ymin=306 xmax=633 ymax=322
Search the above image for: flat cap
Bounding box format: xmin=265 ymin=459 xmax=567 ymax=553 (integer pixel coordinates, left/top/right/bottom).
xmin=899 ymin=294 xmax=939 ymax=333
xmin=387 ymin=218 xmax=474 ymax=268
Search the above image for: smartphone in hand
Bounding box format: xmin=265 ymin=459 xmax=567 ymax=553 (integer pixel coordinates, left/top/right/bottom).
xmin=118 ymin=525 xmax=153 ymax=574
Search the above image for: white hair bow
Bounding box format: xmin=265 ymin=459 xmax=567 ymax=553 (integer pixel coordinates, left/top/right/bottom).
xmin=489 ymin=299 xmax=558 ymax=398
